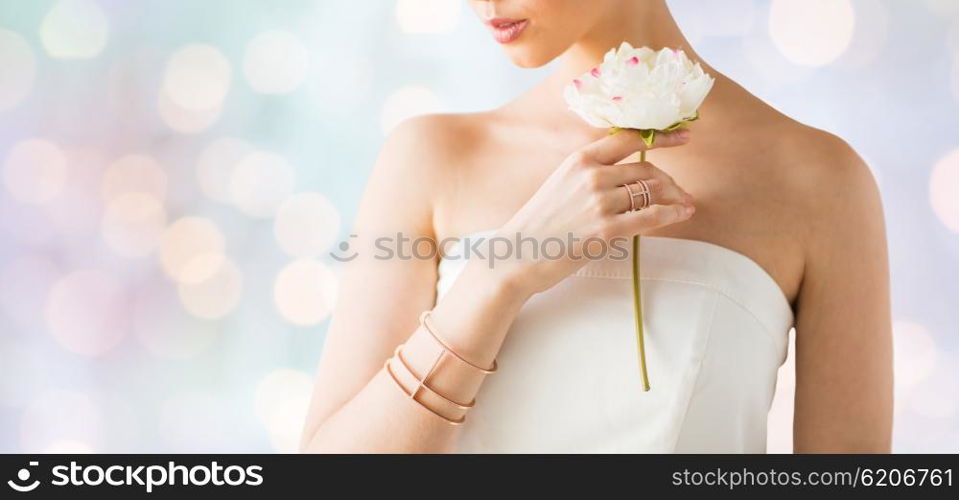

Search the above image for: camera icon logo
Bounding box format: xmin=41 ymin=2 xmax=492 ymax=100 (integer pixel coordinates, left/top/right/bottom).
xmin=7 ymin=461 xmax=40 ymax=493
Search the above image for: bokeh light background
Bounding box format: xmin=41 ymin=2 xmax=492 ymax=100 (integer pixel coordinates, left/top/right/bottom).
xmin=0 ymin=0 xmax=957 ymax=453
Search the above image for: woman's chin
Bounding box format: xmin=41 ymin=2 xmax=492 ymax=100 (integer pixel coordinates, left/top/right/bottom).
xmin=504 ymin=46 xmax=555 ymax=69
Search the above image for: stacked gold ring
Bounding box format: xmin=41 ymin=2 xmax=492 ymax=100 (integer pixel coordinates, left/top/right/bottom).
xmin=623 ymin=179 xmax=652 ymax=212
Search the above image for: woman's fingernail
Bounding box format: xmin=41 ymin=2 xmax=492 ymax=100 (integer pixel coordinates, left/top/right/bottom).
xmin=685 ymin=205 xmax=695 ymax=216
xmin=676 ymin=129 xmax=691 ymax=140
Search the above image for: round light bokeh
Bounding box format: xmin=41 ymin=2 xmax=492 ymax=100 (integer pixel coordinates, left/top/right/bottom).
xmin=157 ymin=85 xmax=222 ymax=134
xmin=395 ymin=0 xmax=462 ymax=34
xmin=161 ymin=44 xmax=232 ymax=112
xmin=100 ymin=155 xmax=167 ymax=202
xmin=0 ymin=29 xmax=36 ymax=111
xmin=177 ymin=256 xmax=243 ymax=320
xmin=273 ymin=193 xmax=341 ymax=257
xmin=158 ymin=217 xmax=226 ymax=284
xmin=380 ymin=85 xmax=442 ymax=135
xmin=39 ymin=0 xmax=110 ymax=59
xmin=273 ymin=259 xmax=338 ymax=326
xmin=254 ymin=368 xmax=313 ymax=453
xmin=2 ymin=139 xmax=68 ymax=205
xmin=768 ymin=0 xmax=855 ymax=67
xmin=930 ymin=149 xmax=959 ymax=233
xmin=45 ymin=269 xmax=128 ymax=357
xmin=100 ymin=192 xmax=167 ymax=258
xmin=20 ymin=390 xmax=101 ymax=452
xmin=229 ymin=151 xmax=296 ymax=218
xmin=243 ymin=30 xmax=309 ymax=94
xmin=197 ymin=137 xmax=255 ymax=203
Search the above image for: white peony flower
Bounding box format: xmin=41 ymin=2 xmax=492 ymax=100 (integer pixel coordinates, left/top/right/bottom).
xmin=564 ymin=42 xmax=714 ymax=142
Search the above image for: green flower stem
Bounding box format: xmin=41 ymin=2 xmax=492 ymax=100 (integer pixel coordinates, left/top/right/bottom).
xmin=612 ymin=120 xmax=701 ymax=391
xmin=634 ymin=148 xmax=650 ymax=391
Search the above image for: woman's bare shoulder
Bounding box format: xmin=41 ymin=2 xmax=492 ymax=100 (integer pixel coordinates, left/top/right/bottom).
xmin=767 ymin=118 xmax=877 ymax=210
xmin=380 ymin=112 xmax=498 ymax=172
xmin=752 ymin=112 xmax=883 ymax=253
xmin=373 ymin=111 xmax=493 ymax=178
xmin=363 ymin=112 xmax=502 ymax=232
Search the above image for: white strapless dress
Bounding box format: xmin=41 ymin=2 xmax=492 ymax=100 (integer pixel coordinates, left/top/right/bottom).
xmin=438 ymin=231 xmax=793 ymax=453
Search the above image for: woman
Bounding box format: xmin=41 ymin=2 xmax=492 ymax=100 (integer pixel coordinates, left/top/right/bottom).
xmin=300 ymin=0 xmax=892 ymax=453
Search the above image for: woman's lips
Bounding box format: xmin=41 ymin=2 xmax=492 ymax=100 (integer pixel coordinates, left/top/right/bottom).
xmin=488 ymin=18 xmax=528 ymax=44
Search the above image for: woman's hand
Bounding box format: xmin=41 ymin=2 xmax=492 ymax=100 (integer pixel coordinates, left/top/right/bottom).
xmin=491 ymin=128 xmax=696 ymax=295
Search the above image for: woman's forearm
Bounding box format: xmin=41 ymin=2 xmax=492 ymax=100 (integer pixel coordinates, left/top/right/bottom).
xmin=301 ymin=260 xmax=531 ymax=453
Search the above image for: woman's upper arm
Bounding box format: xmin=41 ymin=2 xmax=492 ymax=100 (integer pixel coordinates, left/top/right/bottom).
xmin=301 ymin=116 xmax=456 ymax=438
xmin=792 ymin=140 xmax=893 ymax=452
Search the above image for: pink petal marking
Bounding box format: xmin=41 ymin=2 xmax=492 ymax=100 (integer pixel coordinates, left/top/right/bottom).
xmin=627 ymin=56 xmax=639 ymax=66
xmin=573 ymin=78 xmax=583 ymax=90
xmin=611 ymin=96 xmax=623 ymax=102
xmin=590 ymin=67 xmax=601 ymax=78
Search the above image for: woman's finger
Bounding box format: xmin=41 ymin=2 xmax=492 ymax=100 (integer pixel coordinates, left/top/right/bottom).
xmin=603 ymin=178 xmax=692 ymax=214
xmin=581 ymin=128 xmax=690 ymax=166
xmin=596 ymin=161 xmax=674 ymax=188
xmin=607 ymin=203 xmax=695 ymax=236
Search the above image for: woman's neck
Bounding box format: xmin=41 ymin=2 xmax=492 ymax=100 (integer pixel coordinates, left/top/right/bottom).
xmin=555 ymin=0 xmax=699 ymax=83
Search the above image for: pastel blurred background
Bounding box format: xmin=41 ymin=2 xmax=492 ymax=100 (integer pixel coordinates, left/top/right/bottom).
xmin=0 ymin=0 xmax=957 ymax=453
